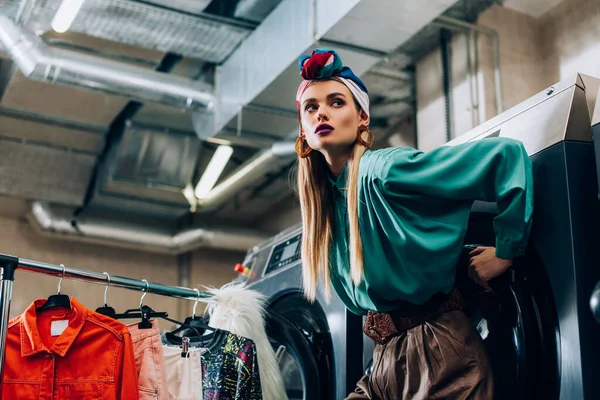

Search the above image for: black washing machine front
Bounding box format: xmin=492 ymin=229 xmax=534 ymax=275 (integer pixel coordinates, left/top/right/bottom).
xmin=264 ymin=290 xmax=335 ymax=400
xmin=457 ymin=211 xmax=560 ymax=400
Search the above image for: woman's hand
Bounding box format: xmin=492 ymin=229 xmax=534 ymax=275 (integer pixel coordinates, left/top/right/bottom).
xmin=468 ymin=246 xmax=513 ymax=291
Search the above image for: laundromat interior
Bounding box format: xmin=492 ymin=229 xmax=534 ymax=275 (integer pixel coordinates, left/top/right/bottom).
xmin=0 ymin=0 xmax=600 ymax=399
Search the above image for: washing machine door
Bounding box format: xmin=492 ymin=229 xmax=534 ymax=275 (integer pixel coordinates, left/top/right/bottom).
xmin=265 ymin=293 xmax=334 ymax=400
xmin=459 ymin=212 xmax=560 ymax=400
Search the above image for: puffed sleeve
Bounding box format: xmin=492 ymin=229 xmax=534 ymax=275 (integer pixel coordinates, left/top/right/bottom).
xmin=377 ymin=137 xmax=533 ymax=259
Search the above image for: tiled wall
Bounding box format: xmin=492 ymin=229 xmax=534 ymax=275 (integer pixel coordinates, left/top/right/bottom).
xmin=477 ymin=5 xmax=550 ymax=117
xmin=416 ymin=0 xmax=600 ymax=149
xmin=0 ymin=216 xmax=240 ymax=329
xmin=540 ymin=0 xmax=600 ymax=80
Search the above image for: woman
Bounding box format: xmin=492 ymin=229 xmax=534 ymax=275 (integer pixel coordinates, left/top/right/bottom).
xmin=295 ymin=49 xmax=533 ymax=399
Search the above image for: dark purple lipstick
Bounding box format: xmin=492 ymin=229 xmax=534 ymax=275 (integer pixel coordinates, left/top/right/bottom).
xmin=315 ymin=123 xmax=334 ymax=135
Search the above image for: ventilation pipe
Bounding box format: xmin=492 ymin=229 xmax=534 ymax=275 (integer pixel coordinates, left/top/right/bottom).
xmin=0 ymin=16 xmax=215 ymax=111
xmin=196 ymin=141 xmax=296 ymax=212
xmin=29 ymin=202 xmax=269 ymax=254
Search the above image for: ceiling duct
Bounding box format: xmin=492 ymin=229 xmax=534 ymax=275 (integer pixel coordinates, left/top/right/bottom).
xmin=0 ymin=16 xmax=215 ymax=111
xmin=88 ymin=122 xmax=200 ymax=220
xmin=29 ymin=202 xmax=269 ymax=254
xmin=196 ymin=0 xmax=458 ymax=141
xmin=234 ymin=0 xmax=284 ymax=22
xmin=196 ymin=141 xmax=296 ymax=212
xmin=1 ymin=0 xmax=252 ymax=63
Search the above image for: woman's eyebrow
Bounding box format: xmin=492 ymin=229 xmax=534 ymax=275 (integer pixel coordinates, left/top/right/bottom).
xmin=302 ymin=92 xmax=347 ymax=106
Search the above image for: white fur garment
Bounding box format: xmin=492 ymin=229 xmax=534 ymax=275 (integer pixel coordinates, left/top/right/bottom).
xmin=203 ymin=283 xmax=288 ymax=400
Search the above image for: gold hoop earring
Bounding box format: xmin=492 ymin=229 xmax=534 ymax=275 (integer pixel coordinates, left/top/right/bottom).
xmin=295 ymin=135 xmax=313 ymax=158
xmin=357 ymin=126 xmax=375 ymax=148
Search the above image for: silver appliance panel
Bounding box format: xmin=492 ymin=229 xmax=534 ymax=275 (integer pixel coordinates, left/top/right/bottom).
xmin=446 ymin=73 xmax=598 ymax=157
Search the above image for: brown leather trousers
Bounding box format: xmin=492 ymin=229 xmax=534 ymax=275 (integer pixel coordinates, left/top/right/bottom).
xmin=347 ymin=290 xmax=494 ymax=400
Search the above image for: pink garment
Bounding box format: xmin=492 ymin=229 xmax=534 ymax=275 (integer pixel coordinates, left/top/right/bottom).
xmin=127 ymin=320 xmax=170 ymax=400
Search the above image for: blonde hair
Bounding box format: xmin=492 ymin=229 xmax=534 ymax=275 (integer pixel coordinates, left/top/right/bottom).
xmin=295 ymin=89 xmax=370 ymax=301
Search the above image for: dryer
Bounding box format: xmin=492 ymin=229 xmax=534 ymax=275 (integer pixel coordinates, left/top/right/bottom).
xmin=238 ymin=226 xmax=364 ymax=400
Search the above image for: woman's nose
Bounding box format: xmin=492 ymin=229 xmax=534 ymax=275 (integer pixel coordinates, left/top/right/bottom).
xmin=317 ymin=108 xmax=329 ymax=121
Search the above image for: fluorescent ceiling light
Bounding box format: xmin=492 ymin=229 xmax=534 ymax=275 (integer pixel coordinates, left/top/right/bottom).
xmin=195 ymin=145 xmax=233 ymax=199
xmin=51 ymin=0 xmax=85 ymax=33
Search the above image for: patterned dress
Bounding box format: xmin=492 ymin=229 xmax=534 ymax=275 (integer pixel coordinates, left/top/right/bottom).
xmin=162 ymin=329 xmax=262 ymax=400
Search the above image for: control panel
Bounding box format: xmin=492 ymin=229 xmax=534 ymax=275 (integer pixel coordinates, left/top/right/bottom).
xmin=264 ymin=233 xmax=302 ymax=276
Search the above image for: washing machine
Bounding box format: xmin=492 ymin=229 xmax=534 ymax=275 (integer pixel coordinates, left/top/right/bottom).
xmin=421 ymin=72 xmax=598 ymax=400
xmin=238 ymin=226 xmax=365 ymax=400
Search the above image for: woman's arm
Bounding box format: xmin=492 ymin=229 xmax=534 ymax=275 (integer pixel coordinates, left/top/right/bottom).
xmin=379 ymin=137 xmax=534 ymax=260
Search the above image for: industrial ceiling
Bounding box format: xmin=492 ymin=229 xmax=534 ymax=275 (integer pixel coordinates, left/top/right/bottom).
xmin=0 ymin=0 xmax=497 ymax=253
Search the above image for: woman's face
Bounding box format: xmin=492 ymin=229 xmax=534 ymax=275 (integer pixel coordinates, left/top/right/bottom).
xmin=300 ymin=80 xmax=369 ymax=156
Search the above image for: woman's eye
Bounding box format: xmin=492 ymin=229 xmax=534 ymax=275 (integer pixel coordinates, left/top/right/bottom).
xmin=305 ymin=104 xmax=317 ymax=112
xmin=332 ymin=99 xmax=345 ymax=107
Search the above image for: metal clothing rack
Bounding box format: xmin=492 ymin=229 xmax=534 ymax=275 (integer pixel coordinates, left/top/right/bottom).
xmin=0 ymin=253 xmax=213 ymax=378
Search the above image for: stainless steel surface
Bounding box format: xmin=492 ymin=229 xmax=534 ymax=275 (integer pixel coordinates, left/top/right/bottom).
xmin=0 ymin=16 xmax=215 ymax=111
xmin=593 ymin=88 xmax=600 ymax=127
xmin=591 ymin=281 xmax=600 ymax=324
xmin=243 ymin=223 xmax=357 ymax=400
xmin=250 ymin=264 xmax=351 ymax=399
xmin=17 ymin=257 xmax=212 ymax=300
xmin=209 ymin=0 xmax=457 ymax=139
xmin=445 ymin=73 xmax=598 ymax=155
xmin=0 ymin=279 xmax=13 ymax=379
xmin=196 ymin=141 xmax=296 ymax=212
xmin=1 ymin=0 xmax=252 ymax=63
xmin=29 ymin=202 xmax=270 ymax=254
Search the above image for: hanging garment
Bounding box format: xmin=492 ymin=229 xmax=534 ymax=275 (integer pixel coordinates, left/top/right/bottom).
xmin=127 ymin=320 xmax=170 ymax=400
xmin=2 ymin=297 xmax=139 ymax=400
xmin=162 ymin=346 xmax=204 ymax=400
xmin=204 ymin=283 xmax=288 ymax=400
xmin=162 ymin=329 xmax=262 ymax=400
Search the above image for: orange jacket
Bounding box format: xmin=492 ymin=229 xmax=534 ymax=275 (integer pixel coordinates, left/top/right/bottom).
xmin=1 ymin=297 xmax=139 ymax=400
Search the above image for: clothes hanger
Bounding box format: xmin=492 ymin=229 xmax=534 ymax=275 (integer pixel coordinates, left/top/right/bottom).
xmin=168 ymin=288 xmax=215 ymax=337
xmin=114 ymin=279 xmax=164 ymax=329
xmin=164 ymin=289 xmax=217 ymax=348
xmin=37 ymin=264 xmax=71 ymax=311
xmin=113 ymin=280 xmax=203 ymax=337
xmin=95 ymin=272 xmax=117 ymax=318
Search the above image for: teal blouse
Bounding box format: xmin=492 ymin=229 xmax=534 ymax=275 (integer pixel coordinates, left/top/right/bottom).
xmin=328 ymin=137 xmax=533 ymax=315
